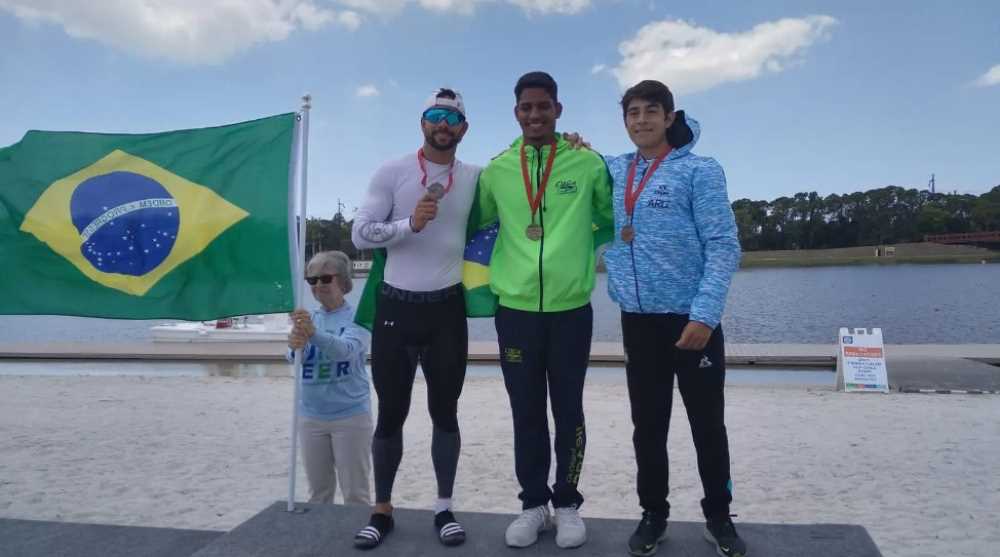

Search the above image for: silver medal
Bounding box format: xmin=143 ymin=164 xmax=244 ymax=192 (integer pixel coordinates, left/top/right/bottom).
xmin=427 ymin=182 xmax=445 ymax=201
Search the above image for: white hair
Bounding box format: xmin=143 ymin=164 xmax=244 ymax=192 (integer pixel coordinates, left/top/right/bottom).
xmin=306 ymin=250 xmax=353 ymax=293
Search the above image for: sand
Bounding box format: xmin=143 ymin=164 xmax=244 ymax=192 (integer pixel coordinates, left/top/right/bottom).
xmin=1 ymin=373 xmax=998 ymax=557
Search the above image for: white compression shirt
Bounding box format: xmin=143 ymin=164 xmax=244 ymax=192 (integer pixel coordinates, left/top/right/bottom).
xmin=352 ymin=152 xmax=481 ymax=292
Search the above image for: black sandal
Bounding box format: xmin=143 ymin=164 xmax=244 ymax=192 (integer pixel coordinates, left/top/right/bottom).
xmin=354 ymin=513 xmax=394 ymax=550
xmin=435 ymin=510 xmax=466 ymax=546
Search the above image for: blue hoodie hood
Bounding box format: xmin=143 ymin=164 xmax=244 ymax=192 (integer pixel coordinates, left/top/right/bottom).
xmin=667 ymin=110 xmax=700 ymax=158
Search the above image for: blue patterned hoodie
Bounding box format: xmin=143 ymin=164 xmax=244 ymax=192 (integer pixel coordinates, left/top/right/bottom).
xmin=604 ymin=113 xmax=741 ymax=328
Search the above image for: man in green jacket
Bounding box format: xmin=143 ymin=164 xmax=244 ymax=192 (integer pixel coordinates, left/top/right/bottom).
xmin=474 ymin=71 xmax=613 ymax=549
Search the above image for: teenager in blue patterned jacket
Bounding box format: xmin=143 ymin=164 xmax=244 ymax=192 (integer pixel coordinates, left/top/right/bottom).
xmin=603 ymin=80 xmax=746 ymax=557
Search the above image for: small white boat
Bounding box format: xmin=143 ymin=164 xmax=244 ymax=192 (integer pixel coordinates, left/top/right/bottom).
xmin=151 ymin=314 xmax=290 ymax=343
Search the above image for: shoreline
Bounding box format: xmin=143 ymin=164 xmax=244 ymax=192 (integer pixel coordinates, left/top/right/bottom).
xmin=354 ymin=242 xmax=1000 ymax=272
xmin=729 ymin=241 xmax=999 ymax=268
xmin=739 ymin=254 xmax=1000 ymax=268
xmin=457 ymin=254 xmax=1000 ymax=274
xmin=3 ymin=342 xmax=999 ymax=366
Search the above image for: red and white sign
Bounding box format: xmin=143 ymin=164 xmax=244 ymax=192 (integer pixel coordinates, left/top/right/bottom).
xmin=836 ymin=327 xmax=889 ymax=393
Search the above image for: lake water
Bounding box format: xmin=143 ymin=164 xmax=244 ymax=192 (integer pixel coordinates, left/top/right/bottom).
xmin=1 ymin=263 xmax=999 ymax=345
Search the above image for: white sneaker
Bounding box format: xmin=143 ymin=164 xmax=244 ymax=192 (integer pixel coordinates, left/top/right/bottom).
xmin=505 ymin=505 xmax=552 ymax=548
xmin=554 ymin=505 xmax=587 ymax=548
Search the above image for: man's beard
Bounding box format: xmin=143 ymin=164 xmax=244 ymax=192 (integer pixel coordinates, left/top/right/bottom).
xmin=426 ymin=131 xmax=458 ymax=151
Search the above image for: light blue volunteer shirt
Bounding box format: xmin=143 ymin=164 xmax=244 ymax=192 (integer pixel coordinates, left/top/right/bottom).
xmin=288 ymin=302 xmax=371 ymax=420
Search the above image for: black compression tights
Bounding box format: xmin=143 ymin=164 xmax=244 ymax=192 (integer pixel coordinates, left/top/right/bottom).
xmin=370 ymin=284 xmax=468 ymax=504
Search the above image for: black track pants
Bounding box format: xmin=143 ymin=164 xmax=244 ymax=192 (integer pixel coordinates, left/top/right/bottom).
xmin=622 ymin=311 xmax=733 ymax=520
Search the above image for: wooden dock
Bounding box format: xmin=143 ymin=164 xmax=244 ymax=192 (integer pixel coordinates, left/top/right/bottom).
xmin=2 ymin=342 xmax=999 ymax=367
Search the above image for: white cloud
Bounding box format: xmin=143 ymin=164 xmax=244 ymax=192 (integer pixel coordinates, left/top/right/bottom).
xmin=506 ymin=0 xmax=591 ymax=15
xmin=974 ymin=64 xmax=1000 ymax=87
xmin=334 ymin=0 xmax=590 ymax=16
xmin=356 ymin=84 xmax=381 ymax=97
xmin=0 ymin=0 xmax=593 ymax=64
xmin=336 ymin=10 xmax=363 ymax=30
xmin=416 ymin=0 xmax=479 ymax=15
xmin=338 ymin=0 xmax=475 ymax=15
xmin=291 ymin=2 xmax=335 ymax=30
xmin=335 ymin=0 xmax=407 ymax=15
xmin=591 ymin=63 xmax=607 ymax=74
xmin=611 ymin=15 xmax=837 ymax=96
xmin=0 ymin=0 xmax=359 ymax=64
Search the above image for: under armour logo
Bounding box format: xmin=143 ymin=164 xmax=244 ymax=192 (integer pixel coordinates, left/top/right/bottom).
xmin=383 ymin=320 xmax=395 ymax=327
xmin=699 ymin=356 xmax=713 ymax=369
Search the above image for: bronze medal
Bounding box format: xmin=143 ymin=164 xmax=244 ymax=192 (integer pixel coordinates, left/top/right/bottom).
xmin=621 ymin=225 xmax=635 ymax=243
xmin=427 ymin=182 xmax=445 ymax=200
xmin=520 ymin=140 xmax=558 ymax=243
xmin=624 ymin=148 xmax=672 ymax=242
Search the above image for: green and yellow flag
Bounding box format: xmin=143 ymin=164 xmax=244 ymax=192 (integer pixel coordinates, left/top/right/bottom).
xmin=0 ymin=113 xmax=297 ymax=320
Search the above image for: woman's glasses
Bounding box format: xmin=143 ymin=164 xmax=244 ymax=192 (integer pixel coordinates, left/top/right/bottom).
xmin=305 ymin=274 xmax=336 ymax=285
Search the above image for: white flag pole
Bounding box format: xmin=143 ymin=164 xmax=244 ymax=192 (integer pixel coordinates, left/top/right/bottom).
xmin=287 ymin=93 xmax=312 ymax=513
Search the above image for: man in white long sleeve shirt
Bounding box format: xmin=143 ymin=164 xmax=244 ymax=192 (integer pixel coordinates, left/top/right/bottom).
xmin=350 ymin=89 xmax=479 ymax=550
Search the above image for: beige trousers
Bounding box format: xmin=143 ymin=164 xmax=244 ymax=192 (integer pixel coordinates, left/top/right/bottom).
xmin=299 ymin=412 xmax=373 ymax=505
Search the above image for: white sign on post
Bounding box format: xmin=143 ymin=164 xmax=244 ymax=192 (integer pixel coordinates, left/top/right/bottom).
xmin=836 ymin=327 xmax=890 ymax=393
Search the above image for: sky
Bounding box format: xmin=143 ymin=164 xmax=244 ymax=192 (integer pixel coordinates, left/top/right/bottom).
xmin=0 ymin=0 xmax=997 ymax=219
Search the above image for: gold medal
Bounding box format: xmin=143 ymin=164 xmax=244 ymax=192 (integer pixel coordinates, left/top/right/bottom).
xmin=526 ymin=224 xmax=543 ymax=241
xmin=621 ymin=225 xmax=635 ymax=243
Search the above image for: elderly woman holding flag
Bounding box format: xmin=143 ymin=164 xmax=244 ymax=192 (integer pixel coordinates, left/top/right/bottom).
xmin=287 ymin=250 xmax=372 ymax=507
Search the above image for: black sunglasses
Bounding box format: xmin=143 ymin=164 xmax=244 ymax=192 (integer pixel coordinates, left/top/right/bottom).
xmin=305 ymin=274 xmax=336 ymax=285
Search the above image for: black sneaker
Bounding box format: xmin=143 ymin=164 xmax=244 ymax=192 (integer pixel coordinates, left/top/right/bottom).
xmin=703 ymin=516 xmax=747 ymax=557
xmin=434 ymin=510 xmax=466 ymax=546
xmin=627 ymin=511 xmax=668 ymax=556
xmin=354 ymin=513 xmax=394 ymax=550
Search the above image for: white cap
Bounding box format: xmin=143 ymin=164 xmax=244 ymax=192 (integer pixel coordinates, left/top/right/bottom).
xmin=424 ymin=88 xmax=465 ymax=117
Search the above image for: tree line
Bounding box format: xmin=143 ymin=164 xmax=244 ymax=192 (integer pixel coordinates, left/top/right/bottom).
xmin=302 ymin=210 xmax=359 ymax=261
xmin=732 ymin=185 xmax=1000 ymax=251
xmin=304 ymin=184 xmax=1000 ymax=257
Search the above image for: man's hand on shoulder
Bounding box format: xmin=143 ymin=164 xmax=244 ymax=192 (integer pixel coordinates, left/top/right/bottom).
xmin=563 ymin=131 xmax=592 ymax=151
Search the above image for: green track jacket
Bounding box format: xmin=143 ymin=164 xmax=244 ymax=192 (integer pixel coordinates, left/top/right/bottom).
xmin=474 ymin=135 xmax=613 ymax=312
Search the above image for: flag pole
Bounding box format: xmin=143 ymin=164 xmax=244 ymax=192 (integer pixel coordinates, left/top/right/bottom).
xmin=287 ymin=93 xmax=312 ymax=513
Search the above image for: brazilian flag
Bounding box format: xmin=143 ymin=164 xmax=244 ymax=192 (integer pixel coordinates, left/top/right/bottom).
xmin=0 ymin=113 xmax=297 ymax=320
